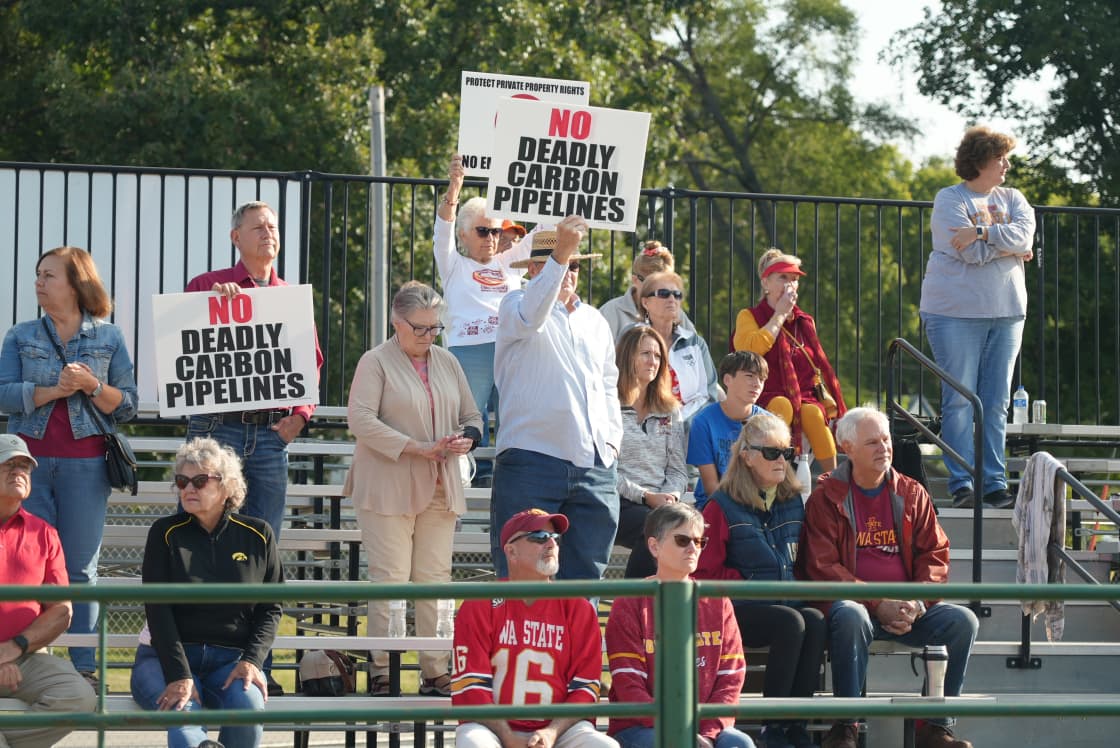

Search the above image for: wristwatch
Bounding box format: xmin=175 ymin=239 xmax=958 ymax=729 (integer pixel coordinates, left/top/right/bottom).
xmin=12 ymin=634 xmax=29 ymax=655
xmin=90 ymin=380 xmax=104 ymax=398
xmin=975 ymin=226 xmax=984 ymax=238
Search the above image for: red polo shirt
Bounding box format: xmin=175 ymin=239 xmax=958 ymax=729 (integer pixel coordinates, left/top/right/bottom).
xmin=0 ymin=507 xmax=68 ymax=640
xmin=185 ymin=260 xmax=324 ymax=423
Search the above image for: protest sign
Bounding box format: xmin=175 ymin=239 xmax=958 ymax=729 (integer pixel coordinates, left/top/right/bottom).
xmin=151 ymin=285 xmax=319 ymax=417
xmin=486 ymin=98 xmax=650 ymax=232
xmin=458 ymin=71 xmax=590 ymax=177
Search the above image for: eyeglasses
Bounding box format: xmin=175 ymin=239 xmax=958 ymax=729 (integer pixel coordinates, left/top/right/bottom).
xmin=748 ymin=445 xmax=796 ymax=462
xmin=474 ymin=226 xmax=503 ymax=237
xmin=672 ymin=534 xmax=709 ymax=549
xmin=644 ymin=288 xmax=683 ymax=300
xmin=0 ymin=459 xmax=33 ymax=474
xmin=509 ymin=530 xmax=561 ymax=545
xmin=403 ymin=320 xmax=446 ymax=337
xmin=173 ymin=474 xmax=223 ymax=490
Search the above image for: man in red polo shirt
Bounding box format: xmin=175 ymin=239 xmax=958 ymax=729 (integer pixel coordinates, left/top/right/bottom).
xmin=0 ymin=434 xmax=96 ymax=746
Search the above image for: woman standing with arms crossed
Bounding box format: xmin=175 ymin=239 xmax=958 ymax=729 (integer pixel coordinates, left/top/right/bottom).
xmin=921 ymin=126 xmax=1035 ymax=509
xmin=0 ymin=246 xmax=138 ymax=688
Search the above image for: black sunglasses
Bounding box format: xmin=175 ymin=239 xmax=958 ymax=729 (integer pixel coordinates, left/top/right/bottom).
xmin=748 ymin=445 xmax=796 ymax=462
xmin=173 ymin=473 xmax=222 ymax=490
xmin=474 ymin=226 xmax=503 ymax=237
xmin=672 ymin=534 xmax=709 ymax=549
xmin=645 ymin=288 xmax=683 ymax=300
xmin=510 ymin=530 xmax=561 ymax=544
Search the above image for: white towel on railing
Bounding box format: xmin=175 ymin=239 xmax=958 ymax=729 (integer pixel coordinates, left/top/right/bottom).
xmin=1012 ymin=450 xmax=1066 ymax=642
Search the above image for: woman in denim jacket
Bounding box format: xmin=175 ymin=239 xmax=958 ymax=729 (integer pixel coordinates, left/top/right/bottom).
xmin=0 ymin=246 xmax=138 ymax=687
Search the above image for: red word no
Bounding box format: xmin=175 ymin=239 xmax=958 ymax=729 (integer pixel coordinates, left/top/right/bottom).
xmin=548 ymin=108 xmax=592 ymax=140
xmin=208 ymin=294 xmax=253 ymax=324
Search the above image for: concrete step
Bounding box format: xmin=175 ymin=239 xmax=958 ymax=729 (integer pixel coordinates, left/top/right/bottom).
xmin=947 ymin=549 xmax=1113 ymax=584
xmin=937 ymin=508 xmax=1018 ymax=549
xmin=971 ymin=599 xmax=1120 ymax=642
xmin=868 ymin=713 xmax=1120 ymax=748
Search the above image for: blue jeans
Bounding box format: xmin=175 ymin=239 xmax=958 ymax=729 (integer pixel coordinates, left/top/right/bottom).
xmin=922 ymin=313 xmax=1024 ymax=495
xmin=24 ymin=455 xmax=110 ymax=673
xmin=490 ymin=448 xmax=618 ymax=580
xmin=827 ymin=600 xmax=979 ymax=727
xmin=614 ymin=725 xmax=756 ymax=748
xmin=131 ymin=643 xmax=265 ymax=748
xmin=450 ymin=343 xmax=498 ymax=481
xmin=187 ymin=415 xmax=289 ymax=538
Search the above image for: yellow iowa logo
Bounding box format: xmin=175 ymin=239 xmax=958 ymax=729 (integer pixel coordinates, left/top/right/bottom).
xmin=231 ymin=552 xmax=248 ymax=562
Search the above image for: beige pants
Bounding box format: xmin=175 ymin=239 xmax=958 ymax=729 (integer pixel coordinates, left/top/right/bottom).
xmin=0 ymin=652 xmax=96 ymax=748
xmin=357 ymin=488 xmax=456 ymax=679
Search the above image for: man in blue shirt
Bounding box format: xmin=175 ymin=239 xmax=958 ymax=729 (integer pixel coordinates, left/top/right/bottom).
xmin=688 ymin=351 xmax=770 ymax=508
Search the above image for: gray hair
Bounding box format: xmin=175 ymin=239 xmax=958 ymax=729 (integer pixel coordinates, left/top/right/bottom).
xmin=173 ymin=437 xmax=248 ymax=512
xmin=834 ymin=406 xmax=890 ymax=446
xmin=231 ymin=201 xmax=276 ymax=230
xmin=644 ymin=502 xmax=705 ymax=542
xmin=719 ymin=412 xmax=801 ymax=509
xmin=391 ymin=280 xmax=445 ymax=322
xmin=455 ymin=197 xmax=491 ymax=240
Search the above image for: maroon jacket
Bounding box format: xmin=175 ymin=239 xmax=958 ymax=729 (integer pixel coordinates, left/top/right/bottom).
xmin=794 ymin=461 xmax=950 ymax=615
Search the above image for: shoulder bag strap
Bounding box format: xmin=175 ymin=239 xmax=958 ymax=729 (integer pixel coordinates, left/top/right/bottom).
xmin=39 ymin=317 xmax=113 ymax=437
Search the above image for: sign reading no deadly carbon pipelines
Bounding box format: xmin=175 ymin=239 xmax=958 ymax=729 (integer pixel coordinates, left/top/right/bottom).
xmin=458 ymin=71 xmax=590 ymax=178
xmin=486 ymin=98 xmax=651 ymax=232
xmin=151 ymin=286 xmax=319 ymax=418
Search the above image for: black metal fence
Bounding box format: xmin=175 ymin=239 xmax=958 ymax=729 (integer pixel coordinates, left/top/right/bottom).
xmin=3 ymin=161 xmax=1118 ymax=425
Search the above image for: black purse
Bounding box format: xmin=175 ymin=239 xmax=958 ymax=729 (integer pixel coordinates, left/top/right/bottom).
xmin=41 ymin=318 xmax=138 ymax=495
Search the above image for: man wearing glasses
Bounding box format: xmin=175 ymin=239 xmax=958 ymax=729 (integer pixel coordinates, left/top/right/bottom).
xmin=452 ymin=509 xmax=618 ymax=748
xmin=797 ymin=408 xmax=977 ymax=748
xmin=0 ymin=434 xmax=96 ymax=747
xmin=492 ymin=216 xmax=623 ymax=581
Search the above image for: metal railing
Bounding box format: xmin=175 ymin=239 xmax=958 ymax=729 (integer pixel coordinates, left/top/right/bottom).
xmin=3 ymin=580 xmax=1120 ymax=748
xmin=4 ymin=161 xmax=1120 ymax=423
xmin=887 ymin=337 xmax=987 ymax=614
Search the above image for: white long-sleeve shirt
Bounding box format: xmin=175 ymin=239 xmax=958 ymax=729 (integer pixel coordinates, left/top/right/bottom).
xmin=494 ymin=257 xmax=623 ymax=468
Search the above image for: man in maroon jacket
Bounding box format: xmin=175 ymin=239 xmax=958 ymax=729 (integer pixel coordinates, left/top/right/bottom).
xmin=797 ymin=407 xmax=978 ymax=748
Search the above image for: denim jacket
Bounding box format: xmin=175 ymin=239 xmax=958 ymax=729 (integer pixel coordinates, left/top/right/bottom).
xmin=0 ymin=314 xmax=138 ymax=438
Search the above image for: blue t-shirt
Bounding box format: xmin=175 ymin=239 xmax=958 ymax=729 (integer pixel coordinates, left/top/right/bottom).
xmin=687 ymin=402 xmax=768 ymax=508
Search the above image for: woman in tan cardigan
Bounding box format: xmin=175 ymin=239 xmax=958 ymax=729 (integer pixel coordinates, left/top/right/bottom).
xmin=345 ymin=281 xmax=483 ymax=696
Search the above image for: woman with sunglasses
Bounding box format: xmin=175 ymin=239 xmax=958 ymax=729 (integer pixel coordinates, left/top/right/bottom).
xmin=638 ymin=271 xmax=720 ymax=423
xmin=130 ymin=437 xmax=282 ymax=748
xmin=612 ymin=325 xmax=688 ymax=578
xmin=607 ymin=502 xmax=754 ymax=748
xmin=433 ymin=155 xmax=533 ymax=487
xmin=733 ymin=248 xmax=846 ymax=471
xmin=600 ymin=240 xmax=695 ymax=341
xmin=695 ymin=413 xmax=825 ymax=748
xmin=345 ymin=280 xmax=482 ymax=697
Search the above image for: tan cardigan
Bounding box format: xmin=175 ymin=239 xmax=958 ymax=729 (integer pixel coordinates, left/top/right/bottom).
xmin=343 ymin=336 xmax=483 ymax=516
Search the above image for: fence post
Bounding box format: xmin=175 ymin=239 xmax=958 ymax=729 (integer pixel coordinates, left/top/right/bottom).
xmin=655 ymin=580 xmax=697 ymax=748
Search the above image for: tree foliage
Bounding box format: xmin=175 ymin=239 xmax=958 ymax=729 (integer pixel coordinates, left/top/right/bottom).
xmin=893 ymin=0 xmax=1120 ymax=203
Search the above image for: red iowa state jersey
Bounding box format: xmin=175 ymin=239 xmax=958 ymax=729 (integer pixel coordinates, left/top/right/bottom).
xmin=451 ymin=595 xmax=604 ymax=731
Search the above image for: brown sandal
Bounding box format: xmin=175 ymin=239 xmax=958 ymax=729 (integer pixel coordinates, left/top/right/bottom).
xmin=370 ymin=674 xmax=391 ymax=696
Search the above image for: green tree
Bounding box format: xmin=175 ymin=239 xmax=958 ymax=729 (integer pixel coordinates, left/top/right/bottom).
xmin=892 ymin=0 xmax=1120 ymax=203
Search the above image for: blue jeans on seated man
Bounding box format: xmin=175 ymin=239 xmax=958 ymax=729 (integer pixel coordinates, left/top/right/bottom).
xmin=490 ymin=447 xmax=618 ymax=580
xmin=131 ymin=643 xmax=266 ymax=748
xmin=24 ymin=455 xmax=112 ymax=674
xmin=921 ymin=313 xmax=1024 ymax=496
xmin=614 ymin=725 xmax=756 ymax=748
xmin=450 ymin=343 xmax=498 ymax=483
xmin=828 ymin=599 xmax=979 ymax=727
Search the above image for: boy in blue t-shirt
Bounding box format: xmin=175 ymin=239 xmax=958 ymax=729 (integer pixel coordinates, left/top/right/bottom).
xmin=687 ymin=351 xmax=770 ymax=508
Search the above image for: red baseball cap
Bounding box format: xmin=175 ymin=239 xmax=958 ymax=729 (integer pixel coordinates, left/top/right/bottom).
xmin=500 ymin=509 xmax=569 ymax=547
xmin=501 ymin=219 xmax=527 ymax=237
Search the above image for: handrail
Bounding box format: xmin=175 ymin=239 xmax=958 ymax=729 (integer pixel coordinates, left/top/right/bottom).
xmin=2 ymin=579 xmax=1120 ymax=747
xmin=887 ymin=338 xmax=986 ymax=613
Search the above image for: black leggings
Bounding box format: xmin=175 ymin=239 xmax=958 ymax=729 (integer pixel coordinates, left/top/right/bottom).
xmin=614 ymin=498 xmax=656 ymax=578
xmin=735 ymin=603 xmax=827 ymax=698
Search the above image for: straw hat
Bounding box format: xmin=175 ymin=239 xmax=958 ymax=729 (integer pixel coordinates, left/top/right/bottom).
xmin=509 ymin=230 xmax=601 ymax=269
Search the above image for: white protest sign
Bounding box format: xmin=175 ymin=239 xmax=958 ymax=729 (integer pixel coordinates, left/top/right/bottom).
xmin=458 ymin=71 xmax=590 ymax=177
xmin=486 ymin=99 xmax=650 ymax=232
xmin=151 ymin=285 xmax=319 ymax=417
